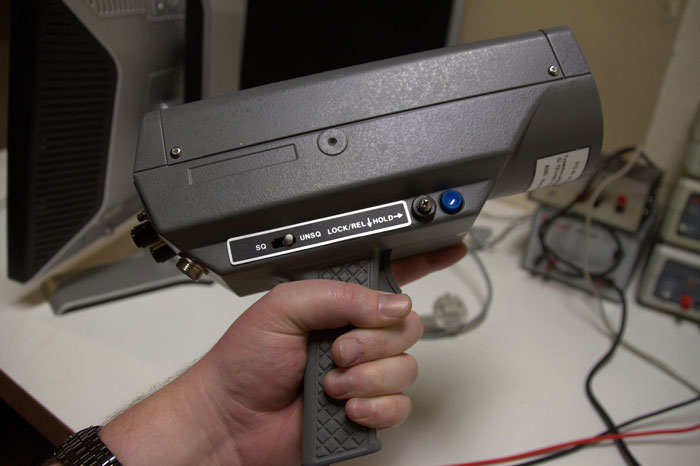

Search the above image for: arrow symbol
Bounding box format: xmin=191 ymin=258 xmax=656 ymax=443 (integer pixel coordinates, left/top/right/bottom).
xmin=395 ymin=213 xmax=403 ymax=219
xmin=367 ymin=217 xmax=373 ymax=227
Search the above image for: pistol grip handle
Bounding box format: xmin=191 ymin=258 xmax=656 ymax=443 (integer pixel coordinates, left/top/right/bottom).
xmin=300 ymin=252 xmax=399 ymax=466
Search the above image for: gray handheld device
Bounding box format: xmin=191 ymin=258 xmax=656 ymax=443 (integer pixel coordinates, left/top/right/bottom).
xmin=131 ymin=27 xmax=602 ymax=466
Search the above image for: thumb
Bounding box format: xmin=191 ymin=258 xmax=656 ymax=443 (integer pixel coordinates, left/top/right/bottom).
xmin=252 ymin=280 xmax=412 ymax=335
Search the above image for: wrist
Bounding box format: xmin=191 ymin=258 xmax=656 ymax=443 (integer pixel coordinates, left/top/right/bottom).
xmin=99 ymin=360 xmax=242 ymax=466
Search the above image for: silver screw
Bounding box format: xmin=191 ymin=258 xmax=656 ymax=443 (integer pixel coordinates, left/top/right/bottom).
xmin=170 ymin=146 xmax=182 ymax=159
xmin=548 ymin=65 xmax=560 ymax=76
xmin=418 ymin=198 xmax=433 ymax=213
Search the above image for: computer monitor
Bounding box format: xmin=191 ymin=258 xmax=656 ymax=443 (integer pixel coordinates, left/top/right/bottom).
xmin=185 ymin=0 xmax=247 ymax=102
xmin=240 ymin=1 xmax=464 ymax=89
xmin=7 ymin=0 xmax=186 ymax=285
xmin=185 ymin=1 xmax=464 ymax=101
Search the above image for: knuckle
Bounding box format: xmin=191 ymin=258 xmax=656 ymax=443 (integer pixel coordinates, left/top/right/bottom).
xmin=401 ymin=395 xmax=412 ymax=419
xmin=268 ymin=281 xmax=293 ymax=299
xmin=369 ymin=329 xmax=389 ymax=353
xmin=331 ymin=282 xmax=366 ymax=307
xmin=408 ymin=311 xmax=424 ymax=339
xmin=362 ymin=365 xmax=385 ymax=392
xmin=403 ymin=354 xmax=419 ymax=384
xmin=388 ymin=395 xmax=402 ymax=420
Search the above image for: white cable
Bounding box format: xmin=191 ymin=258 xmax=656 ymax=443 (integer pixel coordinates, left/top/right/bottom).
xmin=581 ymin=148 xmax=700 ymax=394
xmin=471 ymin=215 xmax=532 ymax=251
xmin=421 ymin=247 xmax=492 ymax=339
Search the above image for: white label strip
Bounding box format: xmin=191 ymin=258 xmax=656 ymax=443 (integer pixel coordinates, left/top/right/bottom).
xmin=227 ymin=201 xmax=412 ymax=265
xmin=527 ymin=147 xmax=590 ymax=191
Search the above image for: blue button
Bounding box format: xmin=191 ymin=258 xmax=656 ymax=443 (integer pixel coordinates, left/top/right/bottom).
xmin=440 ymin=190 xmax=463 ymax=214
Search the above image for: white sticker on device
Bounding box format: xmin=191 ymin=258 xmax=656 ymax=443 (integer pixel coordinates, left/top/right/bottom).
xmin=527 ymin=148 xmax=590 ymax=191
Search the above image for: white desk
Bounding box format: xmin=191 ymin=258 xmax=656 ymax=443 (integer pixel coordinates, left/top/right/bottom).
xmin=1 ymin=196 xmax=699 ymax=466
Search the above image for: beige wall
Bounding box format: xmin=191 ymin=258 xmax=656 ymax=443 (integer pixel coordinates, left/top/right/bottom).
xmin=644 ymin=0 xmax=700 ymax=198
xmin=459 ymin=0 xmax=683 ymax=156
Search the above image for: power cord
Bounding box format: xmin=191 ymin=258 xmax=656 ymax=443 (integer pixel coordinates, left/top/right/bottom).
xmin=434 ymin=150 xmax=698 ymax=464
xmin=470 ymin=215 xmax=532 ymax=251
xmin=515 ymin=393 xmax=700 ymax=465
xmin=443 ymin=276 xmax=700 ymax=466
xmin=448 ymin=420 xmax=700 ymax=466
xmin=540 ymin=148 xmax=641 ymax=463
xmin=421 ymin=210 xmax=531 ymax=337
xmin=583 ymin=281 xmax=639 ymax=466
xmin=534 ymin=146 xmax=700 ymax=464
xmin=581 ymin=147 xmax=700 ymax=395
xmin=537 ymin=147 xmax=700 ymax=395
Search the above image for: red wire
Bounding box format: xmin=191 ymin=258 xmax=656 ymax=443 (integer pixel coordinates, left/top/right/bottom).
xmin=444 ymin=422 xmax=700 ymax=466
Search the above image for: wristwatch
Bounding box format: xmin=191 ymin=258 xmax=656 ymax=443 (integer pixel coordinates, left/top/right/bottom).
xmin=51 ymin=426 xmax=121 ymax=466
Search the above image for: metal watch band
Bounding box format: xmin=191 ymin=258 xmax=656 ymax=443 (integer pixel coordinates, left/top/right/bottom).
xmin=54 ymin=426 xmax=121 ymax=466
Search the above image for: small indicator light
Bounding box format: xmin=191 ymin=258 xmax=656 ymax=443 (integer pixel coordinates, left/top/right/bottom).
xmin=615 ymin=194 xmax=628 ymax=213
xmin=680 ymin=294 xmax=693 ymax=310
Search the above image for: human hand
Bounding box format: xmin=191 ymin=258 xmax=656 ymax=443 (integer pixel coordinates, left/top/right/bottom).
xmin=99 ymin=244 xmax=467 ymax=466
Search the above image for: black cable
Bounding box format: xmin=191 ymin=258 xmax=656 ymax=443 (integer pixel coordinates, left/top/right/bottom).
xmin=525 ymin=146 xmax=676 ymax=465
xmin=583 ymin=282 xmax=639 ymax=465
xmin=515 ymin=394 xmax=700 ymax=465
xmin=616 ymin=395 xmax=700 ymax=431
xmin=516 ymin=282 xmax=639 ymax=465
xmin=536 ymin=214 xmax=624 ymax=279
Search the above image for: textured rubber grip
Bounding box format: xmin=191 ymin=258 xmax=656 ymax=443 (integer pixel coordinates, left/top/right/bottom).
xmin=304 ymin=327 xmax=380 ymax=466
xmin=300 ymin=253 xmax=399 ymax=466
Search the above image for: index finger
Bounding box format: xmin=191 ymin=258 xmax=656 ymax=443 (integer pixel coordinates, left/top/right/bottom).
xmin=390 ymin=243 xmax=467 ymax=286
xmin=255 ymin=280 xmax=413 ymax=335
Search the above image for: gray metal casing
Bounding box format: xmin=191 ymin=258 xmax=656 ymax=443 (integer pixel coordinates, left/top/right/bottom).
xmin=134 ymin=27 xmax=603 ymax=296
